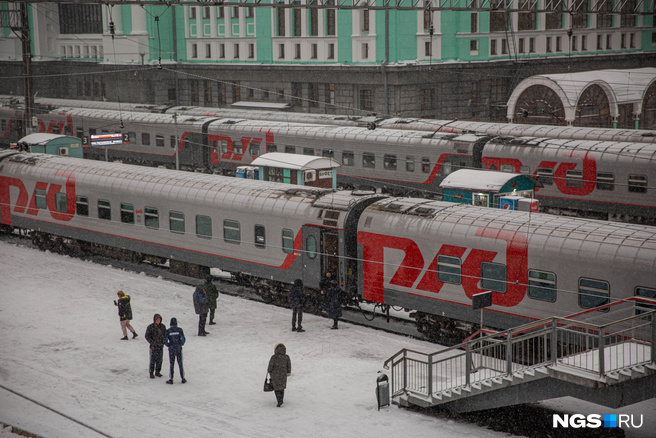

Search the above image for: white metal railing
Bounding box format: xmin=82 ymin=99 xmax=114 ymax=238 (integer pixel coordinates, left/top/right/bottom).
xmin=384 ymin=299 xmax=656 ymax=401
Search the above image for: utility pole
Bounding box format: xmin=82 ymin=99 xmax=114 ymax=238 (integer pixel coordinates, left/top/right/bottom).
xmin=19 ymin=3 xmax=33 ymax=137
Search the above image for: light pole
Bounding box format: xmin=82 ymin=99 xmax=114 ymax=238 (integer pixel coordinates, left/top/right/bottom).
xmin=173 ymin=112 xmax=179 ymax=170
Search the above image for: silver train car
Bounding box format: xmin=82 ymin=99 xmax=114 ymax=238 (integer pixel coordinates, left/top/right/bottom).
xmin=3 ymin=95 xmax=656 ymax=145
xmin=3 ymin=105 xmax=656 ymax=223
xmin=1 ymin=151 xmax=655 ymax=341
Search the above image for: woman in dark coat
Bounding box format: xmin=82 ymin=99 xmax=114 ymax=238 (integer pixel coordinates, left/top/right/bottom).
xmin=288 ymin=279 xmax=305 ymax=332
xmin=325 ymin=280 xmax=343 ymax=329
xmin=267 ymin=343 xmax=291 ymax=407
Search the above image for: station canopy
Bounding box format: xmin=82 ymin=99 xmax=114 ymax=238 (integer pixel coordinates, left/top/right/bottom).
xmin=251 ymin=152 xmax=341 ymax=170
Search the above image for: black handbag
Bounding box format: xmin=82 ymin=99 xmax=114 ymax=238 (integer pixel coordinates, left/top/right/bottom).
xmin=263 ymin=375 xmax=274 ymax=392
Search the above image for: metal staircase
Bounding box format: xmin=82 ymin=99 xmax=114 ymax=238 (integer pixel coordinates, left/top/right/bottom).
xmin=383 ymin=298 xmax=656 ymax=413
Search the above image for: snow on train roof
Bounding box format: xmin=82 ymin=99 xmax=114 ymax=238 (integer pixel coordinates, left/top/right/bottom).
xmin=56 ymin=108 xmax=214 ymax=124
xmin=251 ymin=152 xmax=341 ymax=170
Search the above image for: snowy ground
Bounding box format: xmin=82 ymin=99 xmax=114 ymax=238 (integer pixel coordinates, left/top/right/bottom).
xmin=1 ymin=240 xmax=654 ymax=438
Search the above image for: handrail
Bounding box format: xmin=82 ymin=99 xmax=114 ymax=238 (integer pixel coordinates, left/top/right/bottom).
xmin=384 ymin=302 xmax=656 ymax=402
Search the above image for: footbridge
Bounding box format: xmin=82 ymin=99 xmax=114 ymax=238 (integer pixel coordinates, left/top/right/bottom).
xmin=383 ymin=298 xmax=656 ymax=413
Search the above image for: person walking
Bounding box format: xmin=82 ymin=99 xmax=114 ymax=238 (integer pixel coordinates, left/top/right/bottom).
xmin=145 ymin=313 xmax=166 ymax=379
xmin=205 ymin=275 xmax=219 ymax=326
xmin=267 ymin=343 xmax=291 ymax=407
xmin=325 ymin=280 xmax=343 ymax=330
xmin=114 ymin=291 xmax=137 ymax=340
xmin=288 ymin=279 xmax=305 ymax=332
xmin=192 ymin=284 xmax=209 ymax=336
xmin=163 ymin=317 xmax=186 ymax=384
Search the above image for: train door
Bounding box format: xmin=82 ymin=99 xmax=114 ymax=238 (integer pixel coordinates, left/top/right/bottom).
xmin=322 ymin=231 xmax=340 ymax=280
xmin=301 ymin=226 xmax=322 ymax=289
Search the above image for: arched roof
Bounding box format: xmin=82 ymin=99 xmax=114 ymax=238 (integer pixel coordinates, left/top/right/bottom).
xmin=251 ymin=152 xmax=341 ymax=170
xmin=507 ymin=68 xmax=656 ymax=124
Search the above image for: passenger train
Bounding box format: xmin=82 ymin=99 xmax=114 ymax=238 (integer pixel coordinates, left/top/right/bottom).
xmin=3 ymin=95 xmax=656 ymax=144
xmin=1 ymin=151 xmax=655 ymax=341
xmin=2 ymin=99 xmax=656 ymax=224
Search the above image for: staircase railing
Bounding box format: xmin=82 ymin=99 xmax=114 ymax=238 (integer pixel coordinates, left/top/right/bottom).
xmin=384 ymin=300 xmax=655 ymax=401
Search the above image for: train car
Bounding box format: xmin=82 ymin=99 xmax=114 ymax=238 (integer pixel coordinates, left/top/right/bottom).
xmin=1 ymin=151 xmax=655 ymax=341
xmin=356 ymin=196 xmax=656 ymax=341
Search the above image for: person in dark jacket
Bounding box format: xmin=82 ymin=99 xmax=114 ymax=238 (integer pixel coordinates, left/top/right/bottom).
xmin=192 ymin=284 xmax=209 ymax=336
xmin=319 ymin=271 xmax=332 ymax=295
xmin=288 ymin=279 xmax=305 ymax=332
xmin=325 ymin=280 xmax=343 ymax=329
xmin=204 ymin=276 xmax=219 ymax=325
xmin=145 ymin=313 xmax=166 ymax=379
xmin=163 ymin=317 xmax=186 ymax=384
xmin=267 ymin=343 xmax=291 ymax=407
xmin=114 ymin=291 xmax=137 ymax=340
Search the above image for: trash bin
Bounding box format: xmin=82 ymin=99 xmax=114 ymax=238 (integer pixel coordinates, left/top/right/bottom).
xmin=376 ymin=373 xmax=389 ymax=410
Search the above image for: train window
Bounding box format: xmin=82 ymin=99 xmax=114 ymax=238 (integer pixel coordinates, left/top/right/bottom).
xmin=234 ymin=142 xmax=243 ymax=155
xmin=221 ymin=140 xmax=229 ymax=154
xmin=250 ymin=142 xmax=260 ymax=157
xmin=170 ymin=136 xmax=177 ymax=148
xmin=596 ymin=172 xmax=614 ymax=191
xmin=34 ymin=189 xmax=48 ymax=208
xmin=255 ymin=225 xmax=266 ymax=248
xmin=480 ymin=262 xmax=506 ymax=293
xmin=285 ymin=145 xmax=296 ymax=154
xmin=528 ymin=270 xmax=556 ymax=302
xmin=342 ymin=151 xmax=354 ymax=166
xmin=442 ymin=162 xmax=452 ymax=176
xmin=142 ymin=133 xmax=151 ymax=146
xmin=89 ymin=128 xmax=97 ymax=136
xmin=536 ymin=167 xmax=553 ymax=185
xmin=628 ymin=174 xmax=647 ymax=193
xmin=55 ymin=193 xmax=68 ymax=213
xmin=196 ymin=215 xmax=212 ymax=238
xmin=406 ymin=156 xmax=415 ymax=172
xmin=98 ymin=200 xmax=111 ymax=221
xmin=76 ymin=196 xmax=89 ymax=216
xmin=437 ymin=255 xmax=461 ymax=284
xmin=282 ymin=229 xmax=294 ymax=254
xmin=501 ymin=165 xmax=514 ymax=173
xmin=306 ymin=235 xmax=317 ymax=259
xmin=578 ymin=278 xmax=610 ymax=309
xmin=156 ymin=135 xmax=165 ymax=147
xmin=52 ymin=125 xmax=60 ymax=134
xmin=76 ymin=128 xmax=84 ymax=139
xmin=422 ymin=157 xmax=430 ymax=173
xmin=635 ymin=287 xmax=656 ymax=314
xmin=565 ymin=170 xmax=583 ymax=188
xmin=383 ymin=154 xmax=397 ymax=171
xmin=362 ymin=152 xmax=375 ymax=168
xmin=224 ymin=220 xmax=241 ymax=244
xmin=128 ymin=132 xmax=136 ymax=144
xmin=64 ymin=125 xmax=72 ymax=136
xmin=1 ymin=120 xmax=5 ymax=131
xmin=303 ymin=147 xmax=314 ymax=156
xmin=169 ymin=211 xmax=185 ymax=234
xmin=267 ymin=144 xmax=278 ymax=153
xmin=145 ymin=207 xmax=159 ymax=229
xmin=322 ymin=149 xmax=334 ymax=159
xmin=120 ymin=203 xmax=135 ymax=224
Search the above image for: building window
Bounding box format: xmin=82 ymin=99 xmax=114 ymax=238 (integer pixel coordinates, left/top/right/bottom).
xmin=309 ymin=83 xmax=319 ymax=107
xmin=120 ymin=203 xmax=134 ymax=224
xmin=98 ymin=200 xmax=111 ymax=220
xmin=254 ymin=225 xmax=266 ymax=248
xmin=190 ymin=7 xmax=197 ymax=19
xmin=206 ymin=44 xmax=211 ymax=58
xmin=362 ymin=8 xmax=370 ymax=32
xmin=277 ymin=7 xmax=285 ymax=36
xmin=295 ymin=43 xmax=301 ymax=59
xmin=191 ymin=44 xmax=198 ymax=59
xmin=621 ymin=33 xmax=626 ymax=49
xmin=58 ymin=4 xmax=102 ymax=34
xmin=232 ymin=6 xmax=239 ymax=18
xmin=437 ymin=255 xmax=462 ymax=284
xmin=518 ymin=38 xmax=524 ymax=53
xmin=518 ymin=3 xmax=536 ymax=31
xmin=249 ymin=43 xmax=255 ymax=59
xmin=579 ymin=278 xmax=610 ymax=309
xmin=471 ymin=12 xmax=477 ymax=33
xmin=490 ymin=39 xmax=497 ymax=55
xmin=310 ymin=9 xmax=318 ymax=36
xmin=529 ymin=37 xmax=535 ymax=53
xmin=282 ymin=229 xmax=294 ymax=254
xmin=556 ymin=36 xmax=562 ymax=52
xmin=502 ymin=39 xmax=508 ymax=54
xmin=234 ymin=44 xmax=240 ymax=59
xmin=224 ymin=220 xmax=241 ymax=244
xmin=572 ymin=35 xmax=578 ymax=52
xmin=145 ymin=207 xmax=159 ymax=229
xmin=293 ymin=7 xmax=302 ymax=36
xmin=597 ymin=34 xmax=603 ymax=50
xmin=360 ymin=89 xmax=373 ymax=111
xmin=217 ymin=7 xmax=224 ymax=19
xmin=326 ymin=83 xmax=335 ymax=105
xmin=528 ymin=270 xmax=556 ymax=302
xmin=581 ymin=35 xmax=587 ymax=51
xmin=169 ymin=211 xmax=185 ymax=234
xmin=489 ymin=0 xmax=507 ymax=32
xmin=328 ymin=43 xmax=335 ymax=59
xmin=362 ymin=43 xmax=369 ymax=59
xmin=292 ymin=82 xmax=302 ymax=106
xmin=546 ymin=37 xmax=552 ymax=53
xmin=279 ymin=44 xmax=285 ymax=59
xmin=203 ymin=7 xmax=210 ymax=19
xmin=246 ymin=6 xmax=254 ymax=18
xmin=606 ymin=34 xmax=612 ymax=49
xmin=326 ymin=8 xmax=336 ymax=35
xmin=546 ymin=4 xmax=563 ymax=30
xmin=219 ymin=44 xmax=225 ymax=58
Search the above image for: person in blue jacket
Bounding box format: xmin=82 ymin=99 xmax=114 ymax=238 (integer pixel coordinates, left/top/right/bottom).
xmin=193 ymin=284 xmax=209 ymax=336
xmin=163 ymin=317 xmax=186 ymax=384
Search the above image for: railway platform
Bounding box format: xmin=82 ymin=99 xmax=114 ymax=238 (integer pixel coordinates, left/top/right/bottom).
xmin=383 ymin=297 xmax=656 ymax=413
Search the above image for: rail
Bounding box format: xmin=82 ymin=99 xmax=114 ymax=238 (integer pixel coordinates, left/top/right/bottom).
xmin=384 ymin=299 xmax=656 ymax=400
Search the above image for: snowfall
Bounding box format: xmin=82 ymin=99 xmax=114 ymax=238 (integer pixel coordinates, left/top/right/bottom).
xmin=1 ymin=240 xmax=655 ymax=438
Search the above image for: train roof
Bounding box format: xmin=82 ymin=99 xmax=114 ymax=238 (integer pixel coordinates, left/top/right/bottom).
xmin=55 ymin=108 xmax=215 ymax=125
